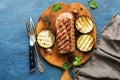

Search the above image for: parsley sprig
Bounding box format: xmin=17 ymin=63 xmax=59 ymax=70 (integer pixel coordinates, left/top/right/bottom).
xmin=62 ymin=55 xmax=83 ymax=70
xmin=72 ymin=56 xmax=83 ymax=66
xmin=52 ymin=3 xmax=61 ymax=12
xmin=62 ymin=62 xmax=70 ymax=70
xmin=88 ymin=0 xmax=98 ymax=9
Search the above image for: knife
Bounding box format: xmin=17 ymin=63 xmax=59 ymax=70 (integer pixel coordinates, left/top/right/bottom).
xmin=26 ymin=22 xmax=36 ymax=73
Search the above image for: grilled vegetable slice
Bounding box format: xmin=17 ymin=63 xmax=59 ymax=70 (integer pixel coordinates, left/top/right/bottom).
xmin=75 ymin=16 xmax=94 ymax=33
xmin=37 ymin=30 xmax=55 ymax=48
xmin=77 ymin=34 xmax=94 ymax=52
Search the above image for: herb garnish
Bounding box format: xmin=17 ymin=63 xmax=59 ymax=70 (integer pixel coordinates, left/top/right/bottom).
xmin=72 ymin=56 xmax=83 ymax=66
xmin=43 ymin=16 xmax=51 ymax=27
xmin=52 ymin=3 xmax=61 ymax=12
xmin=62 ymin=56 xmax=83 ymax=70
xmin=43 ymin=16 xmax=55 ymax=34
xmin=62 ymin=62 xmax=70 ymax=70
xmin=88 ymin=0 xmax=98 ymax=9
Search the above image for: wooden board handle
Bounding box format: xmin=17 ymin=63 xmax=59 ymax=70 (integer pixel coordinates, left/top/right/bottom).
xmin=60 ymin=70 xmax=72 ymax=80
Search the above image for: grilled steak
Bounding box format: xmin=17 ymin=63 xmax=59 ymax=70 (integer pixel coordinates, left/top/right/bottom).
xmin=55 ymin=12 xmax=75 ymax=54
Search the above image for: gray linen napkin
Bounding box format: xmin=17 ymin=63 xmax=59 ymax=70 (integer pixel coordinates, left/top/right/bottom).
xmin=73 ymin=14 xmax=120 ymax=80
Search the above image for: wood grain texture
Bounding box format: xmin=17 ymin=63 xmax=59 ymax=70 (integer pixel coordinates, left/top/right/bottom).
xmin=36 ymin=2 xmax=96 ymax=80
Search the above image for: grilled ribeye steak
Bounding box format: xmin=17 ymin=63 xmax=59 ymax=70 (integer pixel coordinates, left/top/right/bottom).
xmin=55 ymin=12 xmax=75 ymax=54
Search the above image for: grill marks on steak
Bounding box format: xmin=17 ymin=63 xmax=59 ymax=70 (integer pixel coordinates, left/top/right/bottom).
xmin=56 ymin=23 xmax=70 ymax=53
xmin=55 ymin=12 xmax=75 ymax=54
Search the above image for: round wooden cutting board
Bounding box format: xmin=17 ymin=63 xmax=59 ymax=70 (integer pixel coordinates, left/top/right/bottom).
xmin=36 ymin=2 xmax=96 ymax=80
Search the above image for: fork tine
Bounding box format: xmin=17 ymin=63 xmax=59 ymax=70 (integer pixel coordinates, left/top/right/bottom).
xmin=29 ymin=24 xmax=34 ymax=33
xmin=30 ymin=18 xmax=35 ymax=33
xmin=31 ymin=26 xmax=34 ymax=33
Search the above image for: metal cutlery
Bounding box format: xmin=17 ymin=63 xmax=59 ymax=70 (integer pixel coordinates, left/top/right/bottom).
xmin=26 ymin=21 xmax=36 ymax=73
xmin=26 ymin=18 xmax=44 ymax=73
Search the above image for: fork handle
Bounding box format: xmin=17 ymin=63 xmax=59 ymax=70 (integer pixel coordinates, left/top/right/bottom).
xmin=29 ymin=46 xmax=36 ymax=72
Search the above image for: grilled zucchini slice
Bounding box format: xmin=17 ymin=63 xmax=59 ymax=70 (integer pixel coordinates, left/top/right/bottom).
xmin=77 ymin=34 xmax=94 ymax=52
xmin=37 ymin=30 xmax=55 ymax=48
xmin=75 ymin=16 xmax=94 ymax=33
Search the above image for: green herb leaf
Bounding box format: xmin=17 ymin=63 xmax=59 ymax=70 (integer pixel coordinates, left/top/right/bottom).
xmin=88 ymin=0 xmax=98 ymax=9
xmin=72 ymin=60 xmax=81 ymax=66
xmin=75 ymin=56 xmax=83 ymax=61
xmin=62 ymin=62 xmax=70 ymax=70
xmin=52 ymin=3 xmax=61 ymax=12
xmin=72 ymin=56 xmax=83 ymax=66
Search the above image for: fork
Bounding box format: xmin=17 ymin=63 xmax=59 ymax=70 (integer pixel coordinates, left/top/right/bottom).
xmin=26 ymin=18 xmax=44 ymax=73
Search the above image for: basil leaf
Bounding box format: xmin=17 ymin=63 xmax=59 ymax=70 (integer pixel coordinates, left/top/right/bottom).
xmin=52 ymin=3 xmax=61 ymax=12
xmin=62 ymin=62 xmax=70 ymax=70
xmin=88 ymin=0 xmax=98 ymax=9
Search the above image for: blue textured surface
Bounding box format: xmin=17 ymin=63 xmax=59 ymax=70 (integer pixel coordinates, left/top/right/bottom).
xmin=0 ymin=0 xmax=120 ymax=80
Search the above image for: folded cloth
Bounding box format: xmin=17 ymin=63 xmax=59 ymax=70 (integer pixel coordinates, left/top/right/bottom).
xmin=73 ymin=14 xmax=120 ymax=80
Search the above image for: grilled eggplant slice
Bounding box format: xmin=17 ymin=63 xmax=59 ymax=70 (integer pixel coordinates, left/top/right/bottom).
xmin=37 ymin=30 xmax=55 ymax=48
xmin=75 ymin=16 xmax=94 ymax=33
xmin=77 ymin=34 xmax=94 ymax=52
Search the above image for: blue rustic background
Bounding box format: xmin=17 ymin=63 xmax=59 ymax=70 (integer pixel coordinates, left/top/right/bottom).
xmin=0 ymin=0 xmax=120 ymax=80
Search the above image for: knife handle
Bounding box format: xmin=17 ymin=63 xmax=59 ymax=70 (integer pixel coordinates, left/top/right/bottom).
xmin=29 ymin=46 xmax=36 ymax=72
